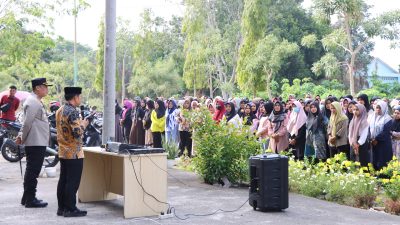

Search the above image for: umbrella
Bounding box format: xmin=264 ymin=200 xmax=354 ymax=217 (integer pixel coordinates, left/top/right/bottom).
xmin=0 ymin=90 xmax=31 ymax=101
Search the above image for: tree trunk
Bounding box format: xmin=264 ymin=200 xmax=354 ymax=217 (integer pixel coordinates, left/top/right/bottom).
xmin=121 ymin=54 xmax=126 ymax=101
xmin=265 ymin=69 xmax=273 ymax=99
xmin=349 ymin=54 xmax=356 ymax=96
xmin=209 ymin=72 xmax=213 ymax=98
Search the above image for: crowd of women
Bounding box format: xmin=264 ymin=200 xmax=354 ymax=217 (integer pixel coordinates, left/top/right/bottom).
xmin=115 ymin=98 xmax=195 ymax=157
xmin=115 ymin=93 xmax=400 ymax=171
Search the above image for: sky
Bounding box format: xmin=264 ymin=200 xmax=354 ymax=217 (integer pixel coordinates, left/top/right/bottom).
xmin=50 ymin=0 xmax=399 ymax=70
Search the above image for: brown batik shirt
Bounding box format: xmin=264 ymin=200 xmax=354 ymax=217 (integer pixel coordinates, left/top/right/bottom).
xmin=56 ymin=103 xmax=84 ymax=159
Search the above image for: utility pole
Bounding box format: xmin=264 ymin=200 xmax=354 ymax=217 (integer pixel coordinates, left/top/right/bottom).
xmin=102 ymin=0 xmax=116 ymax=144
xmin=73 ymin=0 xmax=78 ymax=86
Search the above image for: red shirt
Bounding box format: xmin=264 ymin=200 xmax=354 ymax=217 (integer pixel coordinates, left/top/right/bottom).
xmin=0 ymin=95 xmax=20 ymax=121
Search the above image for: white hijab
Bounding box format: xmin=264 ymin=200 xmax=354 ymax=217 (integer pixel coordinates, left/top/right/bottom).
xmin=287 ymin=101 xmax=307 ymax=136
xmin=369 ymin=100 xmax=392 ymax=138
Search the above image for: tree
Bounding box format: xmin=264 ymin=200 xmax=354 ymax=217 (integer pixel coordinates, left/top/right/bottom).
xmin=237 ymin=0 xmax=326 ymax=96
xmin=245 ymin=35 xmax=299 ymax=98
xmin=303 ymin=0 xmax=400 ymax=95
xmin=116 ymin=19 xmax=135 ymax=101
xmin=94 ymin=19 xmax=104 ymax=92
xmin=129 ymin=9 xmax=184 ymax=98
xmin=182 ymin=0 xmax=244 ymax=99
xmin=129 ymin=58 xmax=183 ymax=98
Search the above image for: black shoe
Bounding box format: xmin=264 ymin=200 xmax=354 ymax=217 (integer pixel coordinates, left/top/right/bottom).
xmin=63 ymin=208 xmax=87 ymax=217
xmin=21 ymin=197 xmax=43 ymax=206
xmin=25 ymin=199 xmax=48 ymax=208
xmin=57 ymin=208 xmax=64 ymax=216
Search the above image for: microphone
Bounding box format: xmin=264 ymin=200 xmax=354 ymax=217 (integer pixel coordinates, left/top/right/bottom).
xmin=80 ymin=105 xmax=85 ymax=120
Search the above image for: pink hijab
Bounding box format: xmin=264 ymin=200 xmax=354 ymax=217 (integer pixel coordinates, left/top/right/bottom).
xmin=348 ymin=104 xmax=368 ymax=145
xmin=287 ymin=101 xmax=307 ymax=136
xmin=122 ymin=100 xmax=133 ymax=119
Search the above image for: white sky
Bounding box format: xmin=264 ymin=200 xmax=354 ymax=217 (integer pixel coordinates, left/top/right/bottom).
xmin=50 ymin=0 xmax=399 ymax=70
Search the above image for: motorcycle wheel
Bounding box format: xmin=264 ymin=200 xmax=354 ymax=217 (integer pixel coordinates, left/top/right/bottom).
xmin=43 ymin=155 xmax=59 ymax=167
xmin=1 ymin=141 xmax=22 ymax=162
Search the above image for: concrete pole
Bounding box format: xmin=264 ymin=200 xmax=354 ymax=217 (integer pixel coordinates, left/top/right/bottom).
xmin=102 ymin=0 xmax=116 ymax=144
xmin=73 ymin=0 xmax=78 ymax=86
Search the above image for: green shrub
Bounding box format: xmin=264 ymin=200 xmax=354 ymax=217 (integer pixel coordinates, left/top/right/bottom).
xmin=189 ymin=107 xmax=261 ymax=184
xmin=162 ymin=138 xmax=179 ymax=159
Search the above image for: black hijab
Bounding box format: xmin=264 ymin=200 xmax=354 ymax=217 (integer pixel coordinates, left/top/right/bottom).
xmin=132 ymin=99 xmax=145 ymax=119
xmin=307 ymin=101 xmax=324 ymax=132
xmin=242 ymin=103 xmax=256 ymax=125
xmin=224 ymin=102 xmax=237 ymax=122
xmin=263 ymin=101 xmax=274 ymax=117
xmin=268 ymin=101 xmax=286 ymax=133
xmin=391 ymin=106 xmax=400 ymax=132
xmin=155 ymin=99 xmax=166 ymax=119
xmin=357 ymin=94 xmax=370 ymax=111
xmin=347 ymin=100 xmax=357 ymax=121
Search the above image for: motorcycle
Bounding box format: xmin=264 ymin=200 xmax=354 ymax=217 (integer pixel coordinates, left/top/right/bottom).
xmin=0 ymin=118 xmax=59 ymax=167
xmin=82 ymin=111 xmax=103 ymax=147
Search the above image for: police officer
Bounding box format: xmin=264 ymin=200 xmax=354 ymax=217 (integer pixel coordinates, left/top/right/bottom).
xmin=17 ymin=78 xmax=52 ymax=208
xmin=56 ymin=87 xmax=89 ymax=217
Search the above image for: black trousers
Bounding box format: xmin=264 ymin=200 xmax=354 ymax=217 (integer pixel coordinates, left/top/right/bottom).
xmin=350 ymin=143 xmax=371 ymax=167
xmin=152 ymin=132 xmax=164 ymax=148
xmin=329 ymin=144 xmax=350 ymax=159
xmin=178 ymin=131 xmax=192 ymax=157
xmin=23 ymin=146 xmax=46 ymax=202
xmin=57 ymin=158 xmax=83 ymax=211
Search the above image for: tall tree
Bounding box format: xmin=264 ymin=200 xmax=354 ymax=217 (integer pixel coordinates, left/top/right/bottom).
xmin=129 ymin=9 xmax=184 ymax=98
xmin=245 ymin=35 xmax=299 ymax=98
xmin=303 ymin=0 xmax=400 ymax=95
xmin=94 ymin=18 xmax=104 ymax=92
xmin=237 ymin=0 xmax=325 ymax=96
xmin=182 ymin=0 xmax=243 ymax=99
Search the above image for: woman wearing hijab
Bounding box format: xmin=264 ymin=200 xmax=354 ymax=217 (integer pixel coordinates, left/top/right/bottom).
xmin=165 ymin=99 xmax=179 ymax=145
xmin=177 ymin=99 xmax=193 ymax=157
xmin=304 ymin=99 xmax=312 ymax=116
xmin=346 ymin=100 xmax=357 ymax=122
xmin=322 ymin=97 xmax=334 ymax=119
xmin=357 ymin=94 xmax=374 ymax=121
xmin=143 ymin=100 xmax=154 ymax=147
xmin=348 ymin=104 xmax=370 ymax=166
xmin=327 ymin=102 xmax=349 ymax=158
xmin=115 ymin=100 xmax=124 ymax=143
xmin=213 ymin=100 xmax=226 ymax=124
xmin=341 ymin=98 xmax=351 ymax=115
xmin=240 ymin=103 xmax=257 ymax=126
xmin=223 ymin=102 xmax=241 ymax=128
xmin=129 ymin=99 xmax=146 ymax=145
xmin=151 ymin=99 xmax=166 ymax=148
xmin=250 ymin=102 xmax=261 ymax=131
xmin=238 ymin=99 xmax=247 ymax=117
xmin=140 ymin=99 xmax=147 ymax=111
xmin=191 ymin=100 xmax=200 ymax=111
xmin=370 ymin=100 xmax=393 ymax=170
xmin=287 ymin=101 xmax=307 ymax=160
xmin=266 ymin=101 xmax=289 ymax=153
xmin=120 ymin=100 xmax=133 ymax=143
xmin=305 ymin=101 xmax=328 ymax=160
xmin=256 ymin=101 xmax=274 ymax=150
xmin=391 ymin=106 xmax=400 ymax=160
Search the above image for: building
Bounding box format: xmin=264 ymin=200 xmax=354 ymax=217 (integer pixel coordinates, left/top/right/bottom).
xmin=366 ymin=57 xmax=400 ymax=87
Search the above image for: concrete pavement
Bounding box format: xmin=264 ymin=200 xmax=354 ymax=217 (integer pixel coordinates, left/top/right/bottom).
xmin=0 ymin=157 xmax=399 ymax=225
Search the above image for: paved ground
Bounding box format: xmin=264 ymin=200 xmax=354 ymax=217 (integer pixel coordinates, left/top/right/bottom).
xmin=0 ymin=157 xmax=399 ymax=225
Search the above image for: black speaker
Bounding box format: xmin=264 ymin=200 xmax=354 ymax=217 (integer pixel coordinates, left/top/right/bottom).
xmin=249 ymin=154 xmax=289 ymax=211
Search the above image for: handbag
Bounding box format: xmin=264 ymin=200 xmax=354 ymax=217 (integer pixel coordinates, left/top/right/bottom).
xmin=0 ymin=97 xmax=13 ymax=112
xmin=0 ymin=102 xmax=11 ymax=112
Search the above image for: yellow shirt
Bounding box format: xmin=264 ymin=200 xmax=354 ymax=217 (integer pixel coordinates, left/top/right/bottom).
xmin=150 ymin=110 xmax=166 ymax=132
xmin=56 ymin=104 xmax=85 ymax=159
